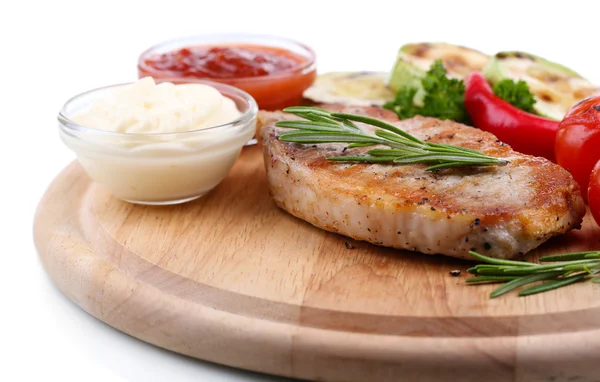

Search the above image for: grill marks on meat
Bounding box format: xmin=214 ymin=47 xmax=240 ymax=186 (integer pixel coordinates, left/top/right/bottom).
xmin=260 ymin=105 xmax=585 ymax=259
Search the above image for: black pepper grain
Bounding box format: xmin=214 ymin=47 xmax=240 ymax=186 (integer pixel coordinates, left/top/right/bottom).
xmin=449 ymin=270 xmax=461 ymax=277
xmin=344 ymin=241 xmax=354 ymax=249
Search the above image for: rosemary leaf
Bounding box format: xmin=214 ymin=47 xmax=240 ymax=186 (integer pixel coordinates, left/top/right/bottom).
xmin=367 ymin=149 xmax=426 ymax=157
xmin=278 ymin=132 xmax=382 ymax=144
xmin=490 ymin=271 xmax=563 ymax=298
xmin=518 ymin=274 xmax=587 ymax=296
xmin=274 ymin=121 xmax=342 ymax=131
xmin=466 ymin=275 xmax=520 ymax=283
xmin=327 ymin=156 xmax=399 ymax=163
xmin=373 ymin=130 xmax=424 ymax=149
xmin=347 ymin=143 xmax=377 ymax=148
xmin=425 ymin=162 xmax=483 ymax=171
xmin=499 ymin=259 xmax=600 ymax=275
xmin=539 ymin=251 xmax=600 ymax=262
xmin=275 ymin=107 xmax=507 ymax=171
xmin=331 ymin=112 xmax=422 ymax=143
xmin=474 ymin=268 xmax=531 ymax=276
xmin=282 ymin=106 xmax=331 ymax=115
xmin=468 ymin=250 xmax=600 ymax=298
xmin=392 ymin=154 xmax=499 ymax=165
xmin=468 ymin=251 xmax=538 ymax=267
xmin=428 ymin=142 xmax=488 ymax=156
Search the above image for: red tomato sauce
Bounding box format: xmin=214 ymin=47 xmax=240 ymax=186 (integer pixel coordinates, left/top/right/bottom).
xmin=144 ymin=46 xmax=303 ymax=79
xmin=139 ymin=44 xmax=316 ymax=110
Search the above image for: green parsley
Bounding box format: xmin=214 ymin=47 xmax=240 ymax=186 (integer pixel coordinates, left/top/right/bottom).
xmin=492 ymin=79 xmax=537 ymax=113
xmin=384 ymin=60 xmax=470 ymax=124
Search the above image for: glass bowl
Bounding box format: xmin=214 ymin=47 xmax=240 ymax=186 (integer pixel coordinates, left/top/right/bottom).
xmin=137 ymin=33 xmax=317 ymax=111
xmin=57 ymin=78 xmax=257 ymax=205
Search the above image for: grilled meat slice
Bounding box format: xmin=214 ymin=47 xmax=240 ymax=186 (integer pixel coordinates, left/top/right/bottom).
xmin=260 ymin=105 xmax=585 ymax=260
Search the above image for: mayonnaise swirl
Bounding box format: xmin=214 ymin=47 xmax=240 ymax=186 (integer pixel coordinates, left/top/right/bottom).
xmin=74 ymin=77 xmax=241 ymax=134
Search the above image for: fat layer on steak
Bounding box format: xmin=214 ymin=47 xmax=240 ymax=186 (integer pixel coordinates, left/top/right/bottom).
xmin=259 ymin=105 xmax=585 ymax=260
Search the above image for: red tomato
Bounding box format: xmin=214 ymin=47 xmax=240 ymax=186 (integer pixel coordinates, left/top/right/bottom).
xmin=589 ymin=161 xmax=600 ymax=226
xmin=555 ymin=96 xmax=600 ymax=202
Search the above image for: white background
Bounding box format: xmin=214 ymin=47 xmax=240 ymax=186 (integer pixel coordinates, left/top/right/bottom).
xmin=3 ymin=1 xmax=600 ymax=381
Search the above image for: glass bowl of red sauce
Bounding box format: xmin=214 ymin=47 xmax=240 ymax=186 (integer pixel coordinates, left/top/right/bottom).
xmin=138 ymin=34 xmax=317 ymax=111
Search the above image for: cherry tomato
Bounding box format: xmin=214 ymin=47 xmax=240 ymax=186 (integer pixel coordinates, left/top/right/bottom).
xmin=588 ymin=161 xmax=600 ymax=226
xmin=555 ymin=96 xmax=600 ymax=202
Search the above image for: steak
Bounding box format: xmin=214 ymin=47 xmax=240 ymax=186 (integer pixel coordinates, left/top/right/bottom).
xmin=259 ymin=105 xmax=585 ymax=259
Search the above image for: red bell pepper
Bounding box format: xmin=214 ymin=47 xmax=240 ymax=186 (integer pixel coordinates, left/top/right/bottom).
xmin=464 ymin=71 xmax=559 ymax=162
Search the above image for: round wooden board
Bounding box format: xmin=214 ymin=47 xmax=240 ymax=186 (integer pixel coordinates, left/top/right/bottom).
xmin=35 ymin=145 xmax=600 ymax=382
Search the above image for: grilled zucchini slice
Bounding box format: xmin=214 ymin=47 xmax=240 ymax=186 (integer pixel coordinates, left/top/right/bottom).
xmin=484 ymin=52 xmax=598 ymax=120
xmin=303 ymin=71 xmax=394 ymax=107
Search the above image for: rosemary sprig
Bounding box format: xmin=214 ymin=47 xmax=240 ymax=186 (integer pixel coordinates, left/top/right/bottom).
xmin=467 ymin=251 xmax=600 ymax=298
xmin=275 ymin=106 xmax=508 ymax=171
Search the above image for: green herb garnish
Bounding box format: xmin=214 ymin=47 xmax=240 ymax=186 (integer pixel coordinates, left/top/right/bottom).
xmin=384 ymin=60 xmax=470 ymax=124
xmin=467 ymin=250 xmax=600 ymax=298
xmin=384 ymin=61 xmax=539 ymax=123
xmin=275 ymin=106 xmax=507 ymax=171
xmin=492 ymin=79 xmax=537 ymax=113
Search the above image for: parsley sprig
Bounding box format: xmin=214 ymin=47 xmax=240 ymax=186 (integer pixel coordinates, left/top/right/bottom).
xmin=492 ymin=79 xmax=537 ymax=113
xmin=384 ymin=60 xmax=470 ymax=124
xmin=384 ymin=60 xmax=538 ymax=122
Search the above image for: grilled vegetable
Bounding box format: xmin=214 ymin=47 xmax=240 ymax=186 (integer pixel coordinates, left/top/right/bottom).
xmin=388 ymin=42 xmax=489 ymax=105
xmin=483 ymin=51 xmax=598 ymax=120
xmin=302 ymin=71 xmax=394 ymax=107
xmin=464 ymin=71 xmax=559 ymax=162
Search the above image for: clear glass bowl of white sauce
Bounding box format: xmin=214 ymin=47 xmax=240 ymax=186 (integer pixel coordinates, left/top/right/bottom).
xmin=58 ymin=78 xmax=257 ymax=205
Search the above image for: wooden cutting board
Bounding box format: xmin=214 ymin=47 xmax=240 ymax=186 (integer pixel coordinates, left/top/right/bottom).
xmin=34 ymin=145 xmax=600 ymax=382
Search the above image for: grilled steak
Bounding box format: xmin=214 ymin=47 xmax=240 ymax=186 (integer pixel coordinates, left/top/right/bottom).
xmin=259 ymin=105 xmax=585 ymax=259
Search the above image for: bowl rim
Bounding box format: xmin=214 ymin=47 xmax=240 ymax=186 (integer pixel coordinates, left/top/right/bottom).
xmin=57 ymin=78 xmax=258 ymax=138
xmin=136 ymin=33 xmax=317 ymax=83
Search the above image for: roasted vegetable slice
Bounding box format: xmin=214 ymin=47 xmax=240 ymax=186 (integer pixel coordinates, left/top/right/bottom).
xmin=302 ymin=71 xmax=394 ymax=107
xmin=388 ymin=42 xmax=490 ymax=104
xmin=483 ymin=51 xmax=598 ymax=120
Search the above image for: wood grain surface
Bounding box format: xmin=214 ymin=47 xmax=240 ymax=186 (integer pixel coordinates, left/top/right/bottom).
xmin=34 ymin=145 xmax=600 ymax=382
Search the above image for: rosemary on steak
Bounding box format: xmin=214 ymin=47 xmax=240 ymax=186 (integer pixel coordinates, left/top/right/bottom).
xmin=467 ymin=251 xmax=600 ymax=298
xmin=275 ymin=106 xmax=508 ymax=171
